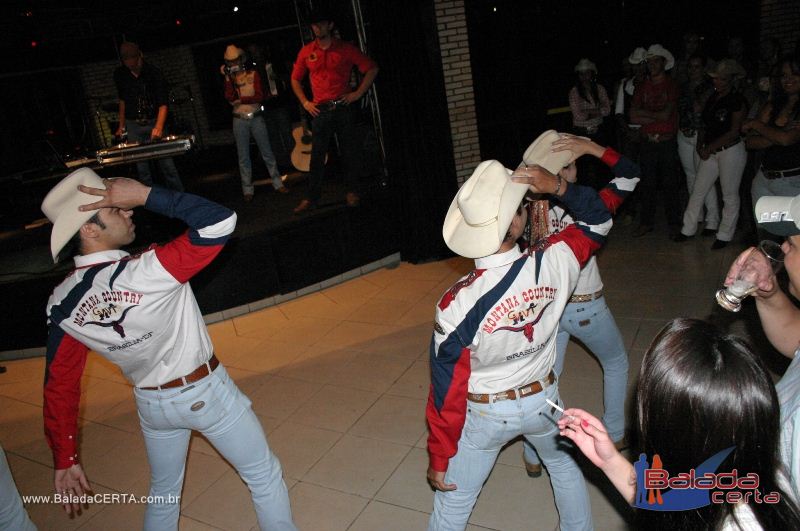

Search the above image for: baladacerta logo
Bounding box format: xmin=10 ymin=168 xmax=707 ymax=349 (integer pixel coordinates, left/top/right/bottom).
xmin=634 ymin=447 xmax=782 ymax=511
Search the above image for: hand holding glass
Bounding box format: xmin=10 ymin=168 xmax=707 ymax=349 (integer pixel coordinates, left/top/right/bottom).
xmin=716 ymin=240 xmax=784 ymax=312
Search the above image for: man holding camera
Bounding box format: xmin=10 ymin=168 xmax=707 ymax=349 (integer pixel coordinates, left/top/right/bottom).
xmin=222 ymin=45 xmax=289 ymax=202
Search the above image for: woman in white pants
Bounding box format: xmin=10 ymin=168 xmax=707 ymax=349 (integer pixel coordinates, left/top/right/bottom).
xmin=677 ymin=54 xmax=719 ymax=233
xmin=674 ymin=60 xmax=747 ymax=250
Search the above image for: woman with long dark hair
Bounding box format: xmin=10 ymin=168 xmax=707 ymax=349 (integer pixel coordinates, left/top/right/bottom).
xmin=558 ymin=318 xmax=800 ymax=530
xmin=745 ymin=54 xmax=800 ymax=208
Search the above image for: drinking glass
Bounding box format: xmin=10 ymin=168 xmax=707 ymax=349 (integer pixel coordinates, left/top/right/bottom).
xmin=716 ymin=240 xmax=784 ymax=312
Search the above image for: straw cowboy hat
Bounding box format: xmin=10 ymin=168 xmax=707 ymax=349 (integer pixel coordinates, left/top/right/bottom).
xmin=574 ymin=58 xmax=597 ymax=73
xmin=628 ymin=47 xmax=647 ymax=64
xmin=224 ymin=45 xmax=244 ymax=61
xmin=442 ymin=131 xmax=576 ymax=259
xmin=646 ymin=44 xmax=675 ymax=70
xmin=707 ymin=58 xmax=746 ymax=80
xmin=41 ymin=168 xmax=106 ymax=262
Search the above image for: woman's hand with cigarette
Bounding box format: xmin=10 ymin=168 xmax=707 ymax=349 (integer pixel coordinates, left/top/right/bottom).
xmin=557 ymin=408 xmax=619 ymax=469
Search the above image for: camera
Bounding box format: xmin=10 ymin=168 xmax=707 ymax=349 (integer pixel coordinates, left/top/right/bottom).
xmin=224 ymin=52 xmax=254 ymax=75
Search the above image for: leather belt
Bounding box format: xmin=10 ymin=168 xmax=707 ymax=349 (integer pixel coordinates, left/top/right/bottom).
xmin=711 ymin=139 xmax=742 ymax=154
xmin=645 ymin=132 xmax=676 ymax=143
xmin=233 ymin=109 xmax=264 ymax=120
xmin=316 ymin=98 xmax=347 ymax=112
xmin=139 ymin=355 xmax=219 ymax=391
xmin=467 ymin=371 xmax=555 ymax=403
xmin=764 ymin=166 xmax=800 ymax=180
xmin=569 ymin=289 xmax=604 ymax=303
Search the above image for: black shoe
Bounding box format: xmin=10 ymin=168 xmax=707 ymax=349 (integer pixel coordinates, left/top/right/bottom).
xmin=701 ymin=228 xmax=716 ymax=237
xmin=711 ymin=239 xmax=728 ymax=250
xmin=672 ymin=233 xmax=692 ymax=243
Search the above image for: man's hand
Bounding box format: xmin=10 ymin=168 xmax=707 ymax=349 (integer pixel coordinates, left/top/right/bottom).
xmin=77 ymin=178 xmax=151 ymax=211
xmin=697 ymin=145 xmax=711 ymax=160
xmin=54 ymin=464 xmax=92 ymax=515
xmin=114 ymin=126 xmax=125 ymax=139
xmin=150 ymin=126 xmax=163 ymax=140
xmin=339 ymin=91 xmax=361 ymax=105
xmin=427 ymin=467 xmax=457 ymax=492
xmin=302 ymin=100 xmax=320 ymax=117
xmin=551 ymin=133 xmax=604 ymax=159
xmin=511 ymin=165 xmax=562 ymax=195
xmin=724 ymin=247 xmax=780 ymax=297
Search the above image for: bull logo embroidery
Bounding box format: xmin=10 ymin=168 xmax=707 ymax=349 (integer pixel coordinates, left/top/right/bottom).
xmin=494 ymin=300 xmax=553 ymax=343
xmin=82 ymin=305 xmax=138 ymax=338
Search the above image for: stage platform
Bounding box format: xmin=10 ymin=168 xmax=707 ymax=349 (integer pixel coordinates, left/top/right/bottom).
xmin=0 ymin=147 xmax=399 ymax=356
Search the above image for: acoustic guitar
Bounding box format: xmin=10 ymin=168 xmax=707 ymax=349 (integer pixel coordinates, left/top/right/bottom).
xmin=290 ymin=116 xmax=327 ymax=172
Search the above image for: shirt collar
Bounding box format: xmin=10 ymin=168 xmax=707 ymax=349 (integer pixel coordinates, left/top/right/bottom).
xmin=474 ymin=245 xmax=523 ymax=269
xmin=73 ymin=249 xmax=130 ymax=269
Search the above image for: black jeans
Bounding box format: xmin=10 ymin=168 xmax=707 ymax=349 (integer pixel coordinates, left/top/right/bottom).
xmin=638 ymin=138 xmax=682 ymax=227
xmin=308 ymin=105 xmax=359 ymax=202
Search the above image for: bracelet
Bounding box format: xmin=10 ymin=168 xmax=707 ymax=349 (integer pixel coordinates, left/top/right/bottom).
xmin=553 ymin=174 xmax=562 ymax=196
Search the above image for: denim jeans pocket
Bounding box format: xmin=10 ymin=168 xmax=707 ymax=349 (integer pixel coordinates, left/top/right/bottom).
xmin=462 ymin=406 xmax=513 ymax=450
xmin=172 ymin=379 xmax=229 ymax=431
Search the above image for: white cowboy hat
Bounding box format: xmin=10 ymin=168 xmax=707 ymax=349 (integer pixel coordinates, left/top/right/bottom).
xmin=574 ymin=58 xmax=597 ymax=73
xmin=442 ymin=161 xmax=528 ymax=259
xmin=442 ymin=130 xmax=577 ymax=259
xmin=755 ymin=195 xmax=800 ymax=237
xmin=41 ymin=168 xmax=106 ymax=262
xmin=707 ymin=58 xmax=746 ymax=80
xmin=628 ymin=47 xmax=647 ymax=64
xmin=521 ymin=130 xmax=578 ymax=174
xmin=223 ymin=45 xmax=243 ymax=61
xmin=646 ymin=44 xmax=675 ymax=70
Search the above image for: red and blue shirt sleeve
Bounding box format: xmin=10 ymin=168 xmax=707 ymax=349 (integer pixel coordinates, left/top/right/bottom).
xmin=43 ymin=325 xmax=88 ymax=470
xmin=544 ymin=183 xmax=611 ymax=267
xmin=426 ymin=323 xmax=471 ymax=472
xmin=146 ymin=188 xmax=237 ymax=284
xmin=598 ymin=148 xmax=640 ymax=215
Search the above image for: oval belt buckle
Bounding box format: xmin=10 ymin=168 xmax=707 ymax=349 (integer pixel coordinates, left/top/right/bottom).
xmin=190 ymin=401 xmax=206 ymax=411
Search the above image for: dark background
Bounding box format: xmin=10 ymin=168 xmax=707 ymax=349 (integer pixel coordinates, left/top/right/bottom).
xmin=0 ymin=0 xmax=761 ymax=175
xmin=464 ymin=0 xmax=760 ymax=166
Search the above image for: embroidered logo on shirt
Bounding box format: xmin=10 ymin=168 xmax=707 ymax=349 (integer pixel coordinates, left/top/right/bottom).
xmin=433 ymin=321 xmax=445 ymax=335
xmin=309 ymin=52 xmax=319 ymax=62
xmin=81 ymin=304 xmax=138 ymax=338
xmin=493 ymin=300 xmax=553 ymax=343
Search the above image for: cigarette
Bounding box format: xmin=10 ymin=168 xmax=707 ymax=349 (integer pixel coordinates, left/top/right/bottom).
xmin=546 ymin=398 xmax=576 ymax=421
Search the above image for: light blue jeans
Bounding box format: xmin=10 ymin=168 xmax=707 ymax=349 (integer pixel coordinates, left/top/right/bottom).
xmin=233 ymin=115 xmax=284 ymax=195
xmin=429 ymin=383 xmax=593 ymax=531
xmin=524 ymin=296 xmax=628 ymax=466
xmin=0 ymin=444 xmax=36 ymax=531
xmin=126 ymin=120 xmax=184 ymax=192
xmin=134 ymin=365 xmax=295 ymax=531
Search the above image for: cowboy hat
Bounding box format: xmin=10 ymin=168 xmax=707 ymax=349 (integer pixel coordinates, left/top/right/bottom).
xmin=224 ymin=45 xmax=244 ymax=61
xmin=442 ymin=161 xmax=528 ymax=259
xmin=442 ymin=131 xmax=577 ymax=258
xmin=574 ymin=58 xmax=597 ymax=73
xmin=521 ymin=130 xmax=578 ymax=174
xmin=628 ymin=47 xmax=647 ymax=64
xmin=755 ymin=194 xmax=800 ymax=237
xmin=646 ymin=44 xmax=675 ymax=70
xmin=41 ymin=168 xmax=106 ymax=262
xmin=707 ymin=58 xmax=746 ymax=80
